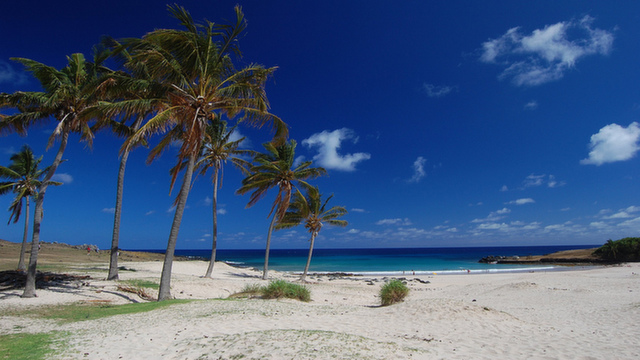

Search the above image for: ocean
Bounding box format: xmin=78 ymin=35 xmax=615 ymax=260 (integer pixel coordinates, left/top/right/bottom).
xmin=137 ymin=245 xmax=598 ymax=275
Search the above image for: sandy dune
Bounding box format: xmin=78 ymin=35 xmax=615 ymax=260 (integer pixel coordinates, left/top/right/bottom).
xmin=1 ymin=261 xmax=639 ymax=359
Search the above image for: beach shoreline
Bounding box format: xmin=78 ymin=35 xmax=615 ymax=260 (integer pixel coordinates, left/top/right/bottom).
xmin=1 ymin=253 xmax=639 ymax=359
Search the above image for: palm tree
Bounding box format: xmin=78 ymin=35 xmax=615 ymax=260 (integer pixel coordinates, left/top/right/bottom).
xmin=276 ymin=187 xmax=347 ymax=281
xmin=0 ymin=145 xmax=61 ymax=271
xmin=194 ymin=120 xmax=254 ymax=278
xmin=86 ymin=40 xmax=164 ymax=281
xmin=237 ymin=140 xmax=326 ymax=280
xmin=0 ymin=53 xmax=110 ymax=297
xmin=118 ymin=5 xmax=285 ymax=301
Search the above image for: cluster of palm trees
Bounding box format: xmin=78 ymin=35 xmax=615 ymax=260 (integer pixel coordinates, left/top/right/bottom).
xmin=0 ymin=5 xmax=347 ymax=301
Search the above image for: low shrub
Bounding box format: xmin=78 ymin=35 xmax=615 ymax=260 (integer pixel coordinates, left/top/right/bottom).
xmin=593 ymin=237 xmax=640 ymax=261
xmin=380 ymin=279 xmax=409 ymax=306
xmin=229 ymin=280 xmax=311 ymax=302
xmin=262 ymin=280 xmax=311 ymax=302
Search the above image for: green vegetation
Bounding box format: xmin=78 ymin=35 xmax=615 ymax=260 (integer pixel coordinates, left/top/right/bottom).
xmin=231 ymin=280 xmax=311 ymax=302
xmin=380 ymin=279 xmax=410 ymax=306
xmin=593 ymin=237 xmax=640 ymax=261
xmin=0 ymin=332 xmax=64 ymax=359
xmin=3 ymin=299 xmax=192 ymax=323
xmin=119 ymin=279 xmax=159 ymax=290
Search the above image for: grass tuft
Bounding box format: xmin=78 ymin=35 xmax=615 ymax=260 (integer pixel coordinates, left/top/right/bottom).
xmin=229 ymin=280 xmax=310 ymax=302
xmin=262 ymin=280 xmax=311 ymax=302
xmin=379 ymin=279 xmax=409 ymax=306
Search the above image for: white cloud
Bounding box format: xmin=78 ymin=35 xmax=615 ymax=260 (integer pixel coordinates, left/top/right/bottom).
xmin=0 ymin=61 xmax=28 ymax=84
xmin=480 ymin=16 xmax=614 ymax=86
xmin=603 ymin=206 xmax=640 ymax=219
xmin=102 ymin=208 xmax=115 ymax=214
xmin=423 ymin=83 xmax=456 ymax=98
xmin=347 ymin=229 xmax=360 ymax=234
xmin=472 ymin=208 xmax=510 ymax=223
xmin=302 ymin=128 xmax=371 ymax=171
xmin=376 ymin=218 xmax=412 ymax=226
xmin=203 ymin=197 xmax=212 ymax=206
xmin=508 ymin=198 xmax=535 ymax=205
xmin=145 ymin=210 xmax=155 ymax=216
xmin=350 ymin=208 xmax=366 ymax=213
xmin=217 ymin=208 xmax=227 ymax=215
xmin=51 ymin=173 xmax=73 ymax=184
xmin=2 ymin=146 xmax=16 ymax=155
xmin=408 ymin=156 xmax=427 ymax=183
xmin=524 ymin=101 xmax=538 ymax=110
xmin=580 ymin=122 xmax=640 ymax=165
xmin=500 ymin=185 xmax=508 ymax=192
xmin=522 ymin=174 xmax=564 ymax=188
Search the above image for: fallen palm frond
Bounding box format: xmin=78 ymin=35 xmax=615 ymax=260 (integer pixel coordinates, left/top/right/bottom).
xmin=116 ymin=284 xmax=155 ymax=301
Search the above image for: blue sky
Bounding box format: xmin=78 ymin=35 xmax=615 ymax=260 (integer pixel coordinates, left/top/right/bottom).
xmin=1 ymin=1 xmax=640 ymax=250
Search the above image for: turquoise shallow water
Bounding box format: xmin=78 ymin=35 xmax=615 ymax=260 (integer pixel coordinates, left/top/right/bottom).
xmin=136 ymin=245 xmax=598 ymax=275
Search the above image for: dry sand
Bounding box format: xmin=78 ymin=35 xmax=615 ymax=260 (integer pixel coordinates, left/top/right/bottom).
xmin=1 ymin=257 xmax=639 ymax=359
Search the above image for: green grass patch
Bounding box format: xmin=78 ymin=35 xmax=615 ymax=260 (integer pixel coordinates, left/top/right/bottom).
xmin=119 ymin=279 xmax=159 ymax=290
xmin=262 ymin=280 xmax=311 ymax=302
xmin=0 ymin=331 xmax=65 ymax=360
xmin=230 ymin=280 xmax=311 ymax=302
xmin=380 ymin=279 xmax=409 ymax=306
xmin=4 ymin=299 xmax=193 ymax=323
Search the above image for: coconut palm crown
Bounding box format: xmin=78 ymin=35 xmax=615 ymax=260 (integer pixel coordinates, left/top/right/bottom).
xmin=276 ymin=186 xmax=348 ymax=281
xmin=237 ymin=139 xmax=326 ymax=279
xmin=0 ymin=52 xmax=112 ymax=297
xmin=113 ymin=4 xmax=285 ymax=300
xmin=0 ymin=145 xmax=62 ymax=271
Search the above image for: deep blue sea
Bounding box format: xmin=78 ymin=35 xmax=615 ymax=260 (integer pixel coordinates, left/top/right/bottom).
xmin=135 ymin=245 xmax=598 ymax=275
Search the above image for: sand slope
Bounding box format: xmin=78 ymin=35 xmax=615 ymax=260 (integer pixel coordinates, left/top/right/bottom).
xmin=1 ymin=261 xmax=639 ymax=359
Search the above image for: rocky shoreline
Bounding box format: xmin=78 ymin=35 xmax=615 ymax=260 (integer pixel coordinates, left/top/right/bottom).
xmin=478 ymin=247 xmax=618 ymax=265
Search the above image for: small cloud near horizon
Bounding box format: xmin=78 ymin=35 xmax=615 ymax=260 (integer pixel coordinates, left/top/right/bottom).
xmin=508 ymin=198 xmax=535 ymax=205
xmin=102 ymin=208 xmax=115 ymax=214
xmin=524 ymin=101 xmax=538 ymax=110
xmin=376 ymin=218 xmax=412 ymax=226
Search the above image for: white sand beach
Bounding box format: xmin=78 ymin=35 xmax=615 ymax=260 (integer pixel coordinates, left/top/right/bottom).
xmin=1 ymin=261 xmax=639 ymax=359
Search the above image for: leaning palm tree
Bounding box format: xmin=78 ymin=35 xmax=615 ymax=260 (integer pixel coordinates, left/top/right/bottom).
xmin=0 ymin=145 xmax=61 ymax=271
xmin=119 ymin=5 xmax=285 ymax=301
xmin=194 ymin=120 xmax=254 ymax=278
xmin=0 ymin=53 xmax=110 ymax=297
xmin=276 ymin=187 xmax=347 ymax=281
xmin=237 ymin=140 xmax=326 ymax=280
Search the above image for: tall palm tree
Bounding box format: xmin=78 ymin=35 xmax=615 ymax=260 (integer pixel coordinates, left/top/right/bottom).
xmin=237 ymin=140 xmax=326 ymax=280
xmin=276 ymin=187 xmax=347 ymax=282
xmin=118 ymin=5 xmax=285 ymax=301
xmin=0 ymin=53 xmax=110 ymax=297
xmin=0 ymin=145 xmax=61 ymax=271
xmin=86 ymin=40 xmax=164 ymax=281
xmin=194 ymin=120 xmax=254 ymax=278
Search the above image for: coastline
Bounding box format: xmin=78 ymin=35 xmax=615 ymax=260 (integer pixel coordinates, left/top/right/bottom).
xmin=1 ymin=248 xmax=639 ymax=358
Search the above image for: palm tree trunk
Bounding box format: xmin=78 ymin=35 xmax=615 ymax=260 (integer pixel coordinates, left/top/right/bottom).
xmin=108 ymin=118 xmax=141 ymax=281
xmin=301 ymin=233 xmax=316 ymax=282
xmin=158 ymin=154 xmax=196 ymax=301
xmin=263 ymin=213 xmax=278 ymax=280
xmin=22 ymin=132 xmax=69 ymax=298
xmin=107 ymin=147 xmax=131 ymax=280
xmin=17 ymin=197 xmax=29 ymax=272
xmin=204 ymin=167 xmax=219 ymax=278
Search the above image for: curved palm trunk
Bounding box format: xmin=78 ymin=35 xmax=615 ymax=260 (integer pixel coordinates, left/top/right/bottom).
xmin=23 ymin=132 xmax=69 ymax=298
xmin=301 ymin=233 xmax=317 ymax=282
xmin=158 ymin=154 xmax=196 ymax=301
xmin=16 ymin=197 xmax=29 ymax=272
xmin=107 ymin=147 xmax=131 ymax=280
xmin=108 ymin=118 xmax=142 ymax=281
xmin=263 ymin=213 xmax=278 ymax=280
xmin=204 ymin=167 xmax=219 ymax=278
